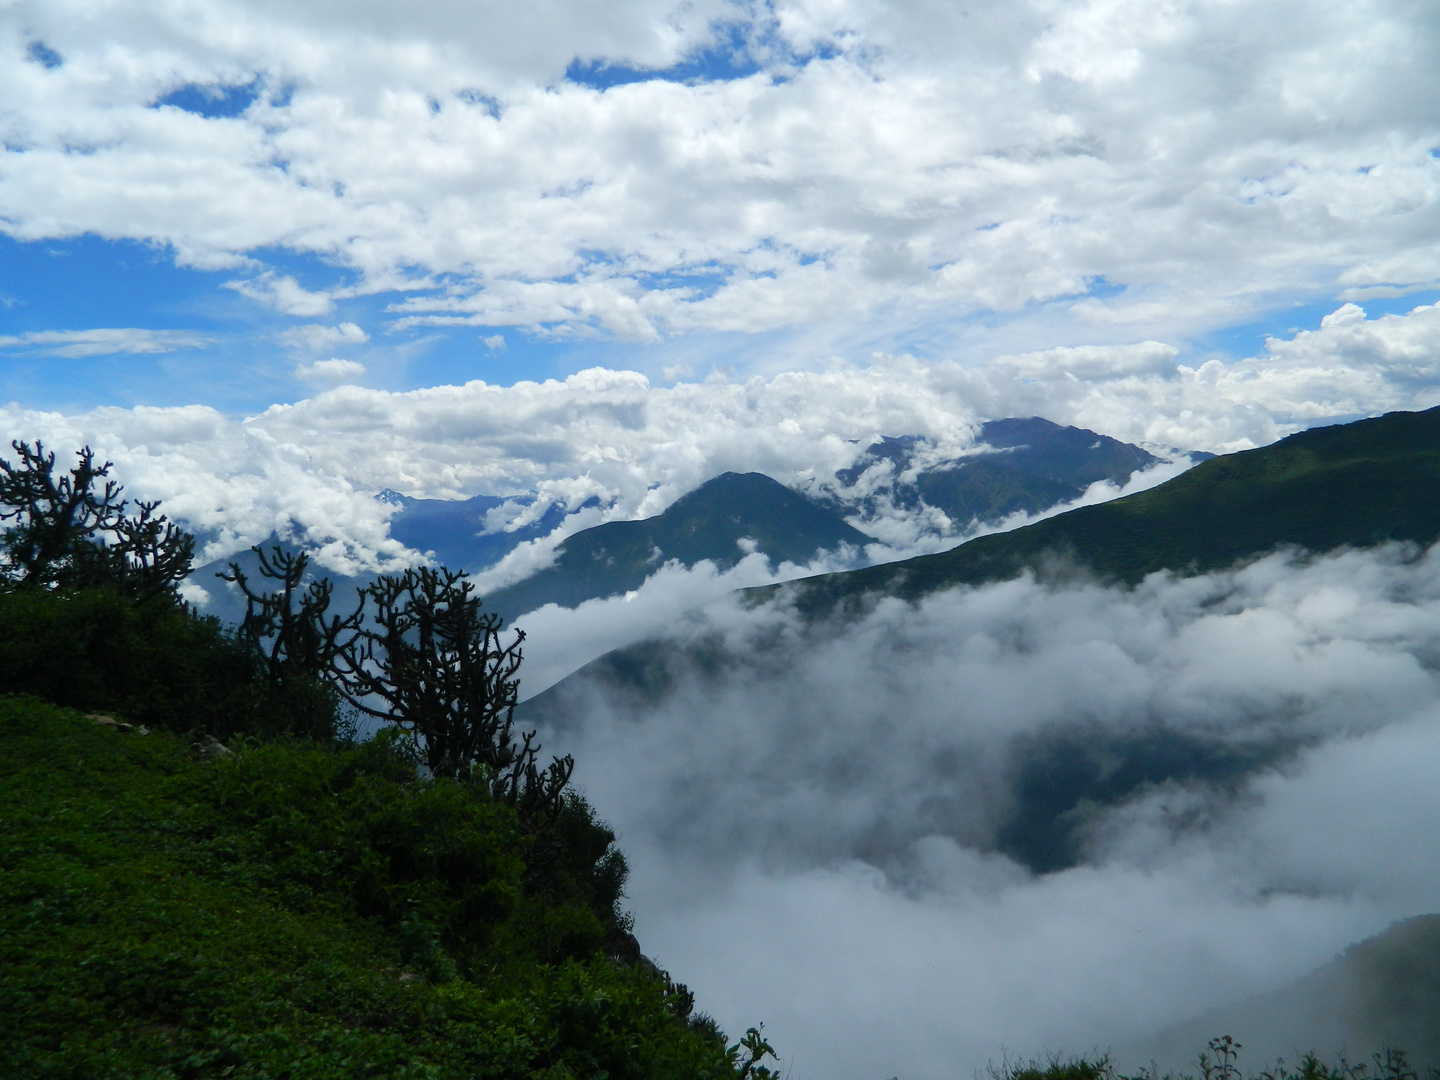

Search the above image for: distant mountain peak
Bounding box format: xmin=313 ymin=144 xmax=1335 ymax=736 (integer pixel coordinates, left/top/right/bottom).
xmin=821 ymin=417 xmax=1164 ymax=540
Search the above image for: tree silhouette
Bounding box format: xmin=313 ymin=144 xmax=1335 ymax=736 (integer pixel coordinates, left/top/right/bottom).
xmin=0 ymin=440 xmax=193 ymax=602
xmin=334 ymin=565 xmax=572 ymax=810
xmin=221 ymin=545 xmax=362 ymax=687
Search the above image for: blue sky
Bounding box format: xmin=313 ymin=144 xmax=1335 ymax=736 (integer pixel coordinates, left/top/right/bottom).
xmin=5 ymin=0 xmax=1439 ymax=419
xmin=0 ymin=233 xmax=608 ymax=413
xmin=8 ymin=226 xmax=1438 ymax=416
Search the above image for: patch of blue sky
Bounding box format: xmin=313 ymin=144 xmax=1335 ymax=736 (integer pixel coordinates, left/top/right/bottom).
xmin=457 ymin=89 xmax=502 ymax=118
xmin=1200 ymin=289 xmax=1440 ymax=361
xmin=1081 ymin=275 xmax=1126 ymax=300
xmin=632 ymin=263 xmax=731 ymax=301
xmin=0 ymin=234 xmax=245 ymax=334
xmin=0 ymin=234 xmax=307 ymax=413
xmin=242 ymin=244 xmax=369 ymax=294
xmin=0 ymin=232 xmax=663 ymax=413
xmin=152 ymin=79 xmax=262 ymax=119
xmin=566 ymin=22 xmax=763 ymax=89
xmin=394 ymin=327 xmax=657 ymax=390
xmin=26 ymin=41 xmax=63 ymax=69
xmin=565 ymin=17 xmax=840 ymax=91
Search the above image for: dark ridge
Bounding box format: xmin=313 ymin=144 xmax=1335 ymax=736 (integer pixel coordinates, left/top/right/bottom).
xmin=485 ymin=471 xmax=870 ymax=620
xmin=772 ymin=406 xmax=1440 ymax=618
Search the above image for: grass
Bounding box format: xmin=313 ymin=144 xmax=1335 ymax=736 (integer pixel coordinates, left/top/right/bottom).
xmin=0 ymin=695 xmax=741 ymax=1079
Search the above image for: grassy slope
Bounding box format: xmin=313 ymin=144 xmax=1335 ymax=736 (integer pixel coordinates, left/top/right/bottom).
xmin=0 ymin=697 xmax=734 ymax=1080
xmin=780 ymin=407 xmax=1440 ymax=614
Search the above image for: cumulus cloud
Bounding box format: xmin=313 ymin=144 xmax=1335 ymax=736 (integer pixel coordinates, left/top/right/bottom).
xmin=2 ymin=301 xmax=1438 ymax=574
xmin=0 ymin=328 xmax=209 ymax=357
xmin=0 ymin=402 xmax=415 ymax=576
xmin=513 ymin=545 xmax=878 ymax=695
xmin=225 ymin=273 xmax=339 ymax=317
xmin=527 ymin=543 xmax=1440 ymax=1079
xmin=280 ymin=321 xmax=370 ymax=351
xmin=1 ymin=1 xmax=1437 ymax=346
xmin=293 ymin=357 xmax=367 ymax=382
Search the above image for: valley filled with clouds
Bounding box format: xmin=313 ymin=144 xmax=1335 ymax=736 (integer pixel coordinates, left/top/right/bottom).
xmin=534 ymin=543 xmax=1440 ymax=1079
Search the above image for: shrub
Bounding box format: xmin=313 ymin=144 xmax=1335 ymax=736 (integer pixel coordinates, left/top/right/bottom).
xmin=0 ymin=586 xmax=342 ymax=740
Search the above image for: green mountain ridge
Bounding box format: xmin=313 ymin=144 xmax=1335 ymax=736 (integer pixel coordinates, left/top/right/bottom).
xmin=485 ymin=471 xmax=873 ymax=620
xmin=771 ymin=405 xmax=1440 ymax=617
xmin=525 ymin=406 xmax=1440 ymax=719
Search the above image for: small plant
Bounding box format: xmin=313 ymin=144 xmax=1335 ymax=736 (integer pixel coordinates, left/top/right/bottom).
xmin=729 ymin=1025 xmax=782 ymax=1080
xmin=1201 ymin=1036 xmax=1244 ymax=1080
xmin=398 ymin=911 xmax=458 ymax=983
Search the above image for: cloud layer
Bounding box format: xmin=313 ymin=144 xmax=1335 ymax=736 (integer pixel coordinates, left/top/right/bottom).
xmin=0 ymin=328 xmax=210 ymax=358
xmin=531 ymin=542 xmax=1440 ymax=1079
xmin=3 ymin=300 xmax=1438 ymax=575
xmin=3 ymin=0 xmax=1438 ymax=348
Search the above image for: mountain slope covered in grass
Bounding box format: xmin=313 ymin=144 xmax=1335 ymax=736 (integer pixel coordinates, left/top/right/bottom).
xmin=778 ymin=406 xmax=1440 ymax=616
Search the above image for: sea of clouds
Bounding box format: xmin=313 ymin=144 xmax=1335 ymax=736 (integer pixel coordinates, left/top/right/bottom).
xmin=530 ymin=542 xmax=1440 ymax=1080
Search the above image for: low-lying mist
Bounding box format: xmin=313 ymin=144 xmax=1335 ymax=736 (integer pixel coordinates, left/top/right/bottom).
xmin=511 ymin=457 xmax=1195 ymax=699
xmin=521 ymin=543 xmax=1440 ymax=1080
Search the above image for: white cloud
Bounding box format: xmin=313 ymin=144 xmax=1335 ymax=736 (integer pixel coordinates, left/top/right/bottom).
xmin=293 ymin=356 xmax=366 ymax=382
xmin=0 ymin=328 xmax=209 ymax=357
xmin=481 ymin=333 xmax=506 ymax=351
xmin=531 ymin=543 xmax=1440 ymax=1079
xmin=0 ymin=1 xmax=1437 ymax=346
xmin=225 ymin=273 xmax=338 ymax=317
xmin=280 ymin=321 xmax=370 ymax=351
xmin=3 ymin=302 xmax=1439 ymax=574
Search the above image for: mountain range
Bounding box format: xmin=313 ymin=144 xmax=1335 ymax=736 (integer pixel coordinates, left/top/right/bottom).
xmin=198 ymin=416 xmax=1175 ymax=624
xmin=184 ymin=406 xmax=1440 ymax=1070
xmin=521 ymin=405 xmax=1440 ymax=870
xmin=481 ymin=471 xmax=873 ymax=621
xmin=514 ymin=405 xmax=1440 ymax=1071
xmin=771 ymin=405 xmax=1440 ymax=618
xmin=810 ymin=416 xmax=1179 ymax=530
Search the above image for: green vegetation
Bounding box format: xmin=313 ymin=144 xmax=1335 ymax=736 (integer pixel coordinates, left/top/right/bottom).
xmin=778 ymin=406 xmax=1440 ymax=616
xmin=0 ymin=697 xmax=759 ymax=1078
xmin=0 ymin=441 xmax=779 ymax=1079
xmin=5 ymin=434 xmax=1436 ymax=1077
xmin=989 ymin=1037 xmax=1437 ymax=1080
